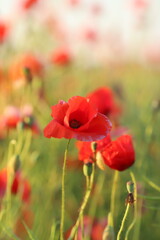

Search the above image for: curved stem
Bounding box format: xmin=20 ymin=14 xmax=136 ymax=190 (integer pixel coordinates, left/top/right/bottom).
xmin=125 ymin=171 xmax=137 ymax=240
xmin=138 ymin=194 xmax=160 ymax=200
xmin=68 ymin=163 xmax=95 ymax=240
xmin=117 ymin=204 xmax=130 ymax=240
xmin=143 ymin=176 xmax=160 ymax=192
xmin=60 ymin=139 xmax=71 ymax=240
xmin=110 ymin=170 xmax=119 ymax=227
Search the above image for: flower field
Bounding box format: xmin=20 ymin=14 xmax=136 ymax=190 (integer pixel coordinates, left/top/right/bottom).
xmin=0 ymin=0 xmax=160 ymax=239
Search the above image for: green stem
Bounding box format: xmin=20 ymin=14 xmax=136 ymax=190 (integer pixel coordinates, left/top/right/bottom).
xmin=60 ymin=139 xmax=71 ymax=240
xmin=21 ymin=129 xmax=32 ymax=161
xmin=117 ymin=204 xmax=130 ymax=240
xmin=143 ymin=176 xmax=160 ymax=192
xmin=68 ymin=164 xmax=95 ymax=240
xmin=110 ymin=170 xmax=119 ymax=227
xmin=80 ymin=214 xmax=84 ymax=240
xmin=138 ymin=195 xmax=160 ymax=200
xmin=125 ymin=172 xmax=137 ymax=240
xmin=6 ymin=140 xmax=16 ymax=224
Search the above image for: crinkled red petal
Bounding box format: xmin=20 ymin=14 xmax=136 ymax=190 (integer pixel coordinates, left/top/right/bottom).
xmin=65 ymin=96 xmax=97 ymax=127
xmin=51 ymin=101 xmax=69 ymax=124
xmin=102 ymin=135 xmax=135 ymax=171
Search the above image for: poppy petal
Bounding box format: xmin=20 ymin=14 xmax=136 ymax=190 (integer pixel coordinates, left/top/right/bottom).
xmin=65 ymin=96 xmax=97 ymax=127
xmin=51 ymin=100 xmax=69 ymax=124
xmin=44 ymin=119 xmax=74 ymax=139
xmin=102 ymin=135 xmax=135 ymax=171
xmin=74 ymin=113 xmax=112 ymax=141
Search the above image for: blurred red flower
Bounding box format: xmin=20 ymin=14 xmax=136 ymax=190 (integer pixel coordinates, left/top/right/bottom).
xmin=65 ymin=216 xmax=107 ymax=240
xmin=101 ymin=135 xmax=135 ymax=171
xmin=44 ymin=96 xmax=112 ymax=141
xmin=9 ymin=54 xmax=43 ymax=87
xmin=50 ymin=48 xmax=71 ymax=66
xmin=1 ymin=105 xmax=40 ymax=134
xmin=87 ymin=87 xmax=121 ymax=117
xmin=67 ymin=0 xmax=80 ymax=7
xmin=22 ymin=0 xmax=39 ymax=10
xmin=132 ymin=0 xmax=148 ymax=10
xmin=0 ymin=168 xmax=31 ymax=203
xmin=0 ymin=21 xmax=9 ymax=43
xmin=83 ymin=29 xmax=98 ymax=42
xmin=3 ymin=106 xmax=21 ymax=129
xmin=91 ymin=3 xmax=102 ymax=15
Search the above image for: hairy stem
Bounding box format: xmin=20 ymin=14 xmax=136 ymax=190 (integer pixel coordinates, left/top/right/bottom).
xmin=68 ymin=163 xmax=95 ymax=240
xmin=60 ymin=139 xmax=71 ymax=240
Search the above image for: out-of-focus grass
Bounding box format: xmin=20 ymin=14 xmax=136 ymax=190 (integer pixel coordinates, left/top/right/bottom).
xmin=0 ymin=62 xmax=160 ymax=240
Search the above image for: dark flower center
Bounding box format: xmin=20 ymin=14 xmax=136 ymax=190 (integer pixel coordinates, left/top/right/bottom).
xmin=69 ymin=119 xmax=81 ymax=129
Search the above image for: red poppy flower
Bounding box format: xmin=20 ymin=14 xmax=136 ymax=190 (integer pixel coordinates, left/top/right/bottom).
xmin=67 ymin=0 xmax=79 ymax=6
xmin=44 ymin=96 xmax=112 ymax=141
xmin=87 ymin=87 xmax=121 ymax=116
xmin=65 ymin=216 xmax=107 ymax=240
xmin=0 ymin=21 xmax=9 ymax=43
xmin=3 ymin=106 xmax=21 ymax=128
xmin=101 ymin=135 xmax=135 ymax=171
xmin=50 ymin=48 xmax=71 ymax=66
xmin=83 ymin=29 xmax=98 ymax=42
xmin=9 ymin=54 xmax=43 ymax=86
xmin=2 ymin=105 xmax=40 ymax=134
xmin=0 ymin=168 xmax=31 ymax=203
xmin=0 ymin=169 xmax=7 ymax=198
xmin=76 ymin=135 xmax=111 ymax=163
xmin=22 ymin=0 xmax=39 ymax=10
xmin=132 ymin=0 xmax=148 ymax=10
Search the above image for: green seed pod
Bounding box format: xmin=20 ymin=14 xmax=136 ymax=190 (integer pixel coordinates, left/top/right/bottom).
xmin=126 ymin=181 xmax=134 ymax=193
xmin=83 ymin=162 xmax=93 ymax=177
xmin=23 ymin=116 xmax=34 ymax=127
xmin=23 ymin=67 xmax=33 ymax=83
xmin=103 ymin=226 xmax=115 ymax=240
xmin=96 ymin=151 xmax=106 ymax=171
xmin=103 ymin=213 xmax=115 ymax=240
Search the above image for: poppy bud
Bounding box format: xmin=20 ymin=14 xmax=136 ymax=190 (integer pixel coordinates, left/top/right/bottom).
xmin=91 ymin=142 xmax=97 ymax=153
xmin=102 ymin=213 xmax=115 ymax=240
xmin=126 ymin=181 xmax=134 ymax=193
xmin=96 ymin=151 xmax=107 ymax=171
xmin=103 ymin=226 xmax=115 ymax=240
xmin=14 ymin=155 xmax=21 ymax=172
xmin=23 ymin=67 xmax=33 ymax=84
xmin=23 ymin=116 xmax=34 ymax=127
xmin=126 ymin=181 xmax=135 ymax=205
xmin=83 ymin=162 xmax=93 ymax=177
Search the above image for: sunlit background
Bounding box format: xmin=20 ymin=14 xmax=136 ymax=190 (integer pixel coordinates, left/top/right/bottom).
xmin=1 ymin=0 xmax=160 ymax=66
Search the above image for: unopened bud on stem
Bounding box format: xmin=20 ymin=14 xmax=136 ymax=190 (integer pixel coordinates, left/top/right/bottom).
xmin=83 ymin=162 xmax=93 ymax=177
xmin=103 ymin=213 xmax=115 ymax=240
xmin=126 ymin=181 xmax=134 ymax=193
xmin=23 ymin=67 xmax=33 ymax=84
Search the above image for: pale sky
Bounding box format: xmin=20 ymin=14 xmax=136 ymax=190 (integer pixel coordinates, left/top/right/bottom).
xmin=0 ymin=0 xmax=160 ymax=63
